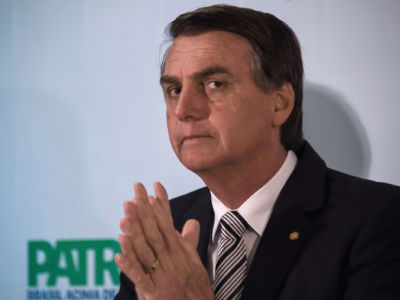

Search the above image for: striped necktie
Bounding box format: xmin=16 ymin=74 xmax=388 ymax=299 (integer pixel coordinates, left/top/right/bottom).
xmin=213 ymin=211 xmax=248 ymax=300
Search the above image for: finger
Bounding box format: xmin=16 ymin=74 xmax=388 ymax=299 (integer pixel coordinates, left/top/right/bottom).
xmin=134 ymin=182 xmax=149 ymax=204
xmin=148 ymin=195 xmax=178 ymax=253
xmin=176 ymin=232 xmax=205 ymax=269
xmin=120 ymin=207 xmax=157 ymax=271
xmin=134 ymin=183 xmax=167 ymax=258
xmin=181 ymin=219 xmax=200 ymax=249
xmin=153 ymin=182 xmax=171 ymax=215
xmin=135 ymin=287 xmax=146 ymax=300
xmin=152 ymin=182 xmax=179 ymax=249
xmin=116 ymin=235 xmax=155 ymax=294
xmin=123 ymin=200 xmax=136 ymax=219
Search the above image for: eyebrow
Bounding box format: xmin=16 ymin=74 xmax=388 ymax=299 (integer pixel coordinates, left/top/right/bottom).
xmin=160 ymin=66 xmax=232 ymax=85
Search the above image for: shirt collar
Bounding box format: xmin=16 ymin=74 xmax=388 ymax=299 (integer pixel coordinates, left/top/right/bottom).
xmin=210 ymin=150 xmax=297 ymax=242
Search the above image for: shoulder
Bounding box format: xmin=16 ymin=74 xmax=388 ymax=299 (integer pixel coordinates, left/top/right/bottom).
xmin=326 ymin=168 xmax=400 ymax=207
xmin=320 ymin=168 xmax=400 ymax=245
xmin=324 ymin=171 xmax=400 ymax=297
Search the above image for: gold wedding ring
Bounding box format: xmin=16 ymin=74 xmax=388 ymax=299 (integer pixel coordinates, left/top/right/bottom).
xmin=148 ymin=258 xmax=160 ymax=274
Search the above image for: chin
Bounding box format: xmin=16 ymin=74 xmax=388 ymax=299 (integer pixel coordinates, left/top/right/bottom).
xmin=180 ymin=156 xmax=219 ymax=173
xmin=181 ymin=161 xmax=211 ymax=173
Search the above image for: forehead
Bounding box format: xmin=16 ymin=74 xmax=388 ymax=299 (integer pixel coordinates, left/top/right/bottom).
xmin=163 ymin=31 xmax=254 ymax=76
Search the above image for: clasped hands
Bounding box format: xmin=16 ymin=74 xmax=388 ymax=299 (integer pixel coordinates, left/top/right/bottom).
xmin=115 ymin=182 xmax=214 ymax=300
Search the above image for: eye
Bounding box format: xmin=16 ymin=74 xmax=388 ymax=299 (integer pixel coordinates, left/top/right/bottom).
xmin=167 ymin=86 xmax=182 ymax=96
xmin=208 ymin=81 xmax=224 ymax=89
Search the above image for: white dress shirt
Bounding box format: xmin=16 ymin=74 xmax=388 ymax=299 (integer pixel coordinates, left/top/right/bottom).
xmin=208 ymin=150 xmax=298 ymax=280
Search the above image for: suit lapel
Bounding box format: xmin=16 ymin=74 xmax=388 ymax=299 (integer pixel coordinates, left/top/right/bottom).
xmin=242 ymin=142 xmax=327 ymax=300
xmin=178 ymin=188 xmax=214 ymax=266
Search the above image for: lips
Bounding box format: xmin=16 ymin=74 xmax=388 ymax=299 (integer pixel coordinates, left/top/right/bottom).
xmin=181 ymin=134 xmax=213 ymax=145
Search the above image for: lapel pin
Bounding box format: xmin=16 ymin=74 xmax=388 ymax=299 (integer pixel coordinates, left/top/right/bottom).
xmin=289 ymin=231 xmax=300 ymax=241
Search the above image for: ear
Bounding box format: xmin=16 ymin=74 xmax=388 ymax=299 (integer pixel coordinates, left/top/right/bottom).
xmin=271 ymin=82 xmax=295 ymax=127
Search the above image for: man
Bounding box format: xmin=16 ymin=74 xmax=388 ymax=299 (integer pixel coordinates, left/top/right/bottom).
xmin=114 ymin=5 xmax=400 ymax=300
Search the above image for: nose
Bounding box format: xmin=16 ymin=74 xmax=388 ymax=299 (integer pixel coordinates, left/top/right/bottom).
xmin=174 ymin=83 xmax=210 ymax=121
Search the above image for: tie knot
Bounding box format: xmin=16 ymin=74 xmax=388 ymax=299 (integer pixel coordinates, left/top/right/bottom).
xmin=220 ymin=211 xmax=248 ymax=240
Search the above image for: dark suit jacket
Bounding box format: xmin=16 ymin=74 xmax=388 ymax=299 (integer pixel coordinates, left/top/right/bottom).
xmin=115 ymin=142 xmax=400 ymax=300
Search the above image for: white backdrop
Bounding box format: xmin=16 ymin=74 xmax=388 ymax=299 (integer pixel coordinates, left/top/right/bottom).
xmin=1 ymin=0 xmax=399 ymax=299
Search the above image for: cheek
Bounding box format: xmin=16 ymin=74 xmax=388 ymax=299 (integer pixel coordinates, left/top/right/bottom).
xmin=166 ymin=114 xmax=178 ymax=145
xmin=210 ymin=113 xmax=241 ymax=147
xmin=166 ymin=106 xmax=177 ymax=129
xmin=216 ymin=106 xmax=270 ymax=144
xmin=166 ymin=116 xmax=187 ymax=159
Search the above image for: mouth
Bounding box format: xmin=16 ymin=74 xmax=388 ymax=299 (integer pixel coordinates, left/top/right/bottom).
xmin=181 ymin=135 xmax=213 ymax=145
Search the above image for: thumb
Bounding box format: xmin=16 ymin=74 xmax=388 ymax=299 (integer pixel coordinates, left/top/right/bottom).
xmin=181 ymin=219 xmax=200 ymax=248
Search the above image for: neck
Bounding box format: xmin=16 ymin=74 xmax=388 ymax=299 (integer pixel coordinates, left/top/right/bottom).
xmin=196 ymin=145 xmax=287 ymax=209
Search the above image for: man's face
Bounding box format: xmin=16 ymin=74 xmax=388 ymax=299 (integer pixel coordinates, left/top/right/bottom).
xmin=161 ymin=31 xmax=281 ymax=175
